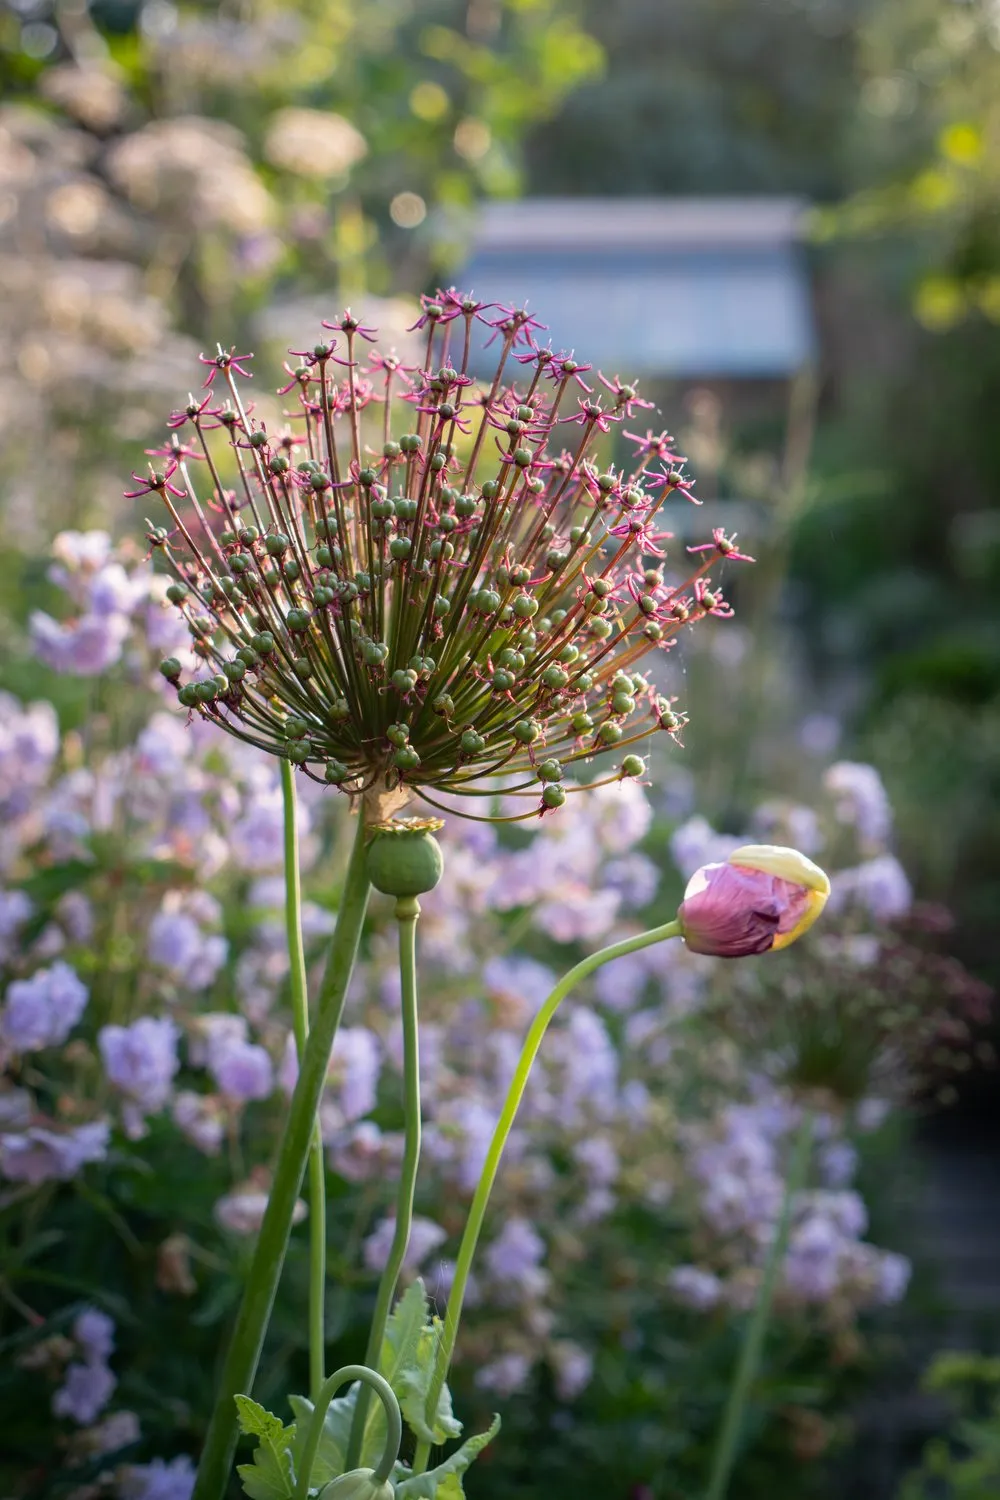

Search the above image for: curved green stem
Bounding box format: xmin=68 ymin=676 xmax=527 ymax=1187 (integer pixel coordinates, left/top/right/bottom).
xmin=704 ymin=1110 xmax=813 ymax=1500
xmin=346 ymin=895 xmax=423 ymax=1470
xmin=295 ymin=1364 xmax=402 ymax=1499
xmin=193 ymin=810 xmax=371 ymax=1500
xmin=415 ymin=918 xmax=683 ymax=1470
xmin=280 ymin=759 xmax=327 ymax=1402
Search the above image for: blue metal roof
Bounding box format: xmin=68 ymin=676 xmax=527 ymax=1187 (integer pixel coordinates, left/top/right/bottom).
xmin=459 ymin=198 xmax=815 ymax=379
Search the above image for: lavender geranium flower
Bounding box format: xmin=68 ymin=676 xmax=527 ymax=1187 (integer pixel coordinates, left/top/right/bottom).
xmin=99 ymin=1017 xmax=181 ymax=1114
xmin=52 ymin=1358 xmax=116 ymax=1425
xmin=120 ymin=1455 xmax=197 ymax=1500
xmin=678 ymin=845 xmax=830 ymax=958
xmin=0 ymin=1120 xmax=109 ymax=1183
xmin=139 ymin=293 xmax=742 ymax=818
xmin=1 ymin=960 xmax=89 ymax=1053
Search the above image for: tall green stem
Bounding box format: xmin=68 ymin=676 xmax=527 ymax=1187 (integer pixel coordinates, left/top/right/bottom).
xmin=413 ymin=918 xmax=683 ymax=1475
xmin=704 ymin=1110 xmax=813 ymax=1500
xmin=280 ymin=759 xmax=327 ymax=1402
xmin=346 ymin=895 xmax=423 ymax=1470
xmin=193 ymin=808 xmax=371 ymax=1500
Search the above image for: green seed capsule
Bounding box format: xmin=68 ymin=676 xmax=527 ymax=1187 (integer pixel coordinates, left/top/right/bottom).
xmin=252 ymin=632 xmax=275 ymax=654
xmin=541 ymin=784 xmax=566 ymax=810
xmin=223 ymin=660 xmax=246 ymax=682
xmin=541 ymin=665 xmax=569 ymax=690
xmin=393 ymin=745 xmax=421 ymax=771
xmin=461 ymin=730 xmax=485 ymax=755
xmin=159 ymin=657 xmax=182 ymax=681
xmin=287 ymin=741 xmax=311 ymax=764
xmin=513 ymin=719 xmax=540 ymax=744
xmin=621 ymin=755 xmax=646 ymax=778
xmin=177 ymin=683 xmax=198 ymax=708
xmin=537 ymin=759 xmax=562 ymax=783
xmin=366 ymin=823 xmax=443 ymax=898
xmin=166 ymin=583 xmax=187 ymax=604
xmin=433 ymin=694 xmax=454 ymax=716
xmin=598 ymin=721 xmax=623 ymax=744
xmin=612 ymin=692 xmax=636 ymax=715
xmin=325 ymin=759 xmax=350 ymax=784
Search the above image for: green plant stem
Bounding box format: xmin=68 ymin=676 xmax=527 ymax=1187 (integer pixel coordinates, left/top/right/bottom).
xmin=704 ymin=1109 xmax=813 ymax=1500
xmin=413 ymin=918 xmax=683 ymax=1475
xmin=346 ymin=894 xmax=423 ymax=1470
xmin=280 ymin=759 xmax=327 ymax=1402
xmin=295 ymin=1363 xmax=402 ymax=1499
xmin=193 ymin=809 xmax=371 ymax=1500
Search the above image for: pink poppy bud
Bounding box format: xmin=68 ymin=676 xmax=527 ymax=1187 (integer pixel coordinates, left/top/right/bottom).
xmin=678 ymin=844 xmax=830 ymax=958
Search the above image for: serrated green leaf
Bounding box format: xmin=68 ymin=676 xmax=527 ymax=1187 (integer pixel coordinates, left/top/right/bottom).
xmin=288 ymin=1386 xmax=359 ymax=1487
xmin=234 ymin=1395 xmax=296 ymax=1500
xmin=396 ymin=1319 xmax=463 ymax=1448
xmin=354 ymin=1281 xmax=463 ymax=1465
xmin=394 ymin=1413 xmax=501 ymax=1500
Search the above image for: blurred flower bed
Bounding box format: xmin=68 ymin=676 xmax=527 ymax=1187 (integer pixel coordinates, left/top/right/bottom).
xmin=0 ymin=531 xmax=989 ymax=1498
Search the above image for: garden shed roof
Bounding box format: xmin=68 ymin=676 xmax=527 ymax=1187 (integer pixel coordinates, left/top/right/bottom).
xmin=460 ymin=197 xmax=815 ymax=378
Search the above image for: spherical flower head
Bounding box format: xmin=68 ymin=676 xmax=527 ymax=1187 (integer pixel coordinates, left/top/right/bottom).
xmin=136 ymin=293 xmax=742 ymax=821
xmin=678 ymin=844 xmax=830 ymax=958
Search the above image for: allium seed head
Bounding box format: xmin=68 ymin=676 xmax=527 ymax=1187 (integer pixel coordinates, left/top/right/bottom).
xmin=134 ymin=293 xmax=747 ymax=819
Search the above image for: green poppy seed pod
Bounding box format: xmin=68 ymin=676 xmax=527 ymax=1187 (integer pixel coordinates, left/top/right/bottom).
xmin=367 ymin=819 xmax=444 ymax=898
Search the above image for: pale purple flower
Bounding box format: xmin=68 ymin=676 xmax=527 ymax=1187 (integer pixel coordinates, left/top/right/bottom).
xmin=88 ymin=1408 xmax=141 ymax=1455
xmin=227 ymin=793 xmax=287 ymax=872
xmin=551 ymin=1342 xmax=593 ymax=1401
xmin=485 ymin=1217 xmax=546 ymax=1286
xmin=667 ymin=1265 xmax=723 ymax=1310
xmin=829 ymin=855 xmax=912 ymax=922
xmin=328 ymin=1121 xmax=389 ymax=1184
xmin=1 ymin=961 xmax=88 ymax=1052
xmin=573 ymin=1136 xmax=619 ymax=1189
xmin=53 ymin=1360 xmax=116 ymax=1425
xmin=873 ymin=1249 xmax=911 ymax=1305
xmin=210 ymin=1040 xmax=274 ymax=1101
xmin=798 ymin=712 xmax=841 ymax=758
xmin=0 ymin=890 xmax=33 ymax=965
xmin=148 ymin=905 xmax=227 ymax=990
xmin=172 ymin=1091 xmax=224 ymax=1155
xmin=57 ymin=891 xmax=95 ymax=944
xmin=422 ymin=1096 xmax=499 ymax=1193
xmin=30 ymin=609 xmax=131 ymax=675
xmin=482 ymin=954 xmax=555 ymax=1014
xmin=325 ymin=1026 xmax=381 ymax=1124
xmin=824 ymin=761 xmax=892 ymax=848
xmin=50 ymin=529 xmax=114 ymax=578
xmin=99 ymin=1018 xmax=180 ymax=1113
xmin=0 ymin=1121 xmax=109 ymax=1183
xmin=602 ymin=854 xmax=659 ymax=908
xmin=818 ymin=1140 xmax=858 ymax=1187
xmin=75 ymin=1308 xmax=115 ymax=1363
xmin=120 ymin=1455 xmax=197 ymax=1500
xmin=535 ymin=887 xmax=621 ymax=945
xmin=856 ymin=1096 xmax=890 ymax=1133
xmin=475 ymin=1352 xmax=532 ymax=1396
xmin=783 ymin=1213 xmax=844 ymax=1302
xmin=592 ymin=947 xmax=656 ymax=1012
xmin=214 ymin=1188 xmax=307 ymax=1236
xmin=670 ymin=817 xmax=743 ymax=881
xmin=363 ymin=1214 xmax=447 ymax=1273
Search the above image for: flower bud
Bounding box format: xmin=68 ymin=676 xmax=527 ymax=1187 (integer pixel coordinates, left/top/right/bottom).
xmin=678 ymin=844 xmax=830 ymax=958
xmin=318 ymin=1470 xmax=394 ymax=1500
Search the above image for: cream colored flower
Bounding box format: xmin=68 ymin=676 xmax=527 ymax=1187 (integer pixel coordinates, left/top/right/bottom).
xmin=264 ymin=107 xmax=367 ymax=179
